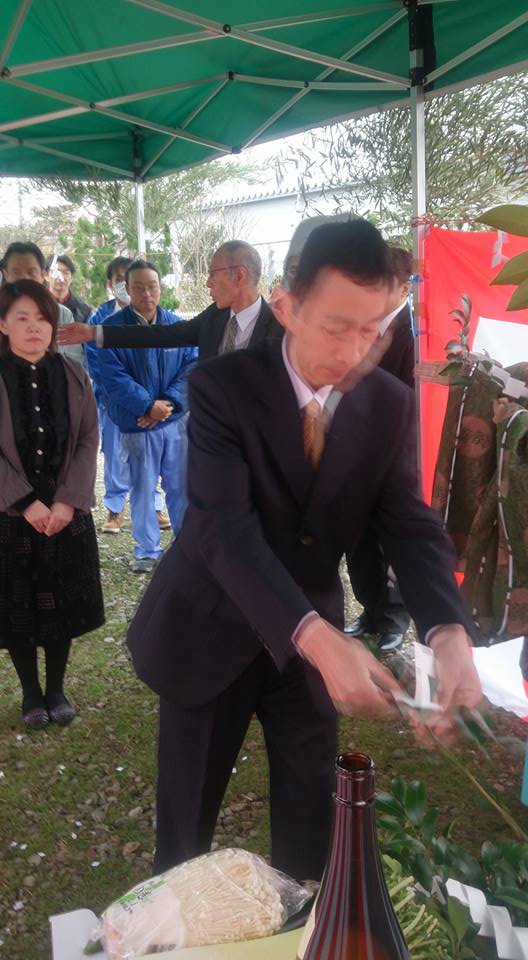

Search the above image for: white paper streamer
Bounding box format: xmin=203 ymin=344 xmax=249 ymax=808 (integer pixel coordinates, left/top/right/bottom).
xmin=472 ymin=636 xmax=528 ymax=720
xmin=396 ymin=638 xmax=528 ymax=720
xmin=447 ymin=880 xmax=528 ymax=960
xmin=393 ymin=642 xmax=442 ymax=712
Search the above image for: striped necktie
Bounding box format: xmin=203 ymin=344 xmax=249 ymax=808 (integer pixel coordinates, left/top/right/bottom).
xmin=221 ymin=314 xmax=238 ymax=354
xmin=303 ymin=398 xmax=326 ymax=469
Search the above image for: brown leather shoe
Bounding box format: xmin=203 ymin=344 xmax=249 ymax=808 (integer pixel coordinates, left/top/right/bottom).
xmin=157 ymin=510 xmax=172 ymax=531
xmin=102 ymin=510 xmax=124 ymax=534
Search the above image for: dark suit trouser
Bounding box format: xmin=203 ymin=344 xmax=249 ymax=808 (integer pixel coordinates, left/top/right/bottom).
xmin=155 ymin=649 xmax=337 ymax=881
xmin=346 ymin=526 xmax=410 ymax=634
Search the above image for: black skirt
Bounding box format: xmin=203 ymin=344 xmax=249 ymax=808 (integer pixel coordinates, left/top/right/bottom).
xmin=0 ymin=510 xmax=105 ymax=648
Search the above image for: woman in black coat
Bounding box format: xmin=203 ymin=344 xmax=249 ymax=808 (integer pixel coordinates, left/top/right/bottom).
xmin=0 ymin=280 xmax=104 ymax=730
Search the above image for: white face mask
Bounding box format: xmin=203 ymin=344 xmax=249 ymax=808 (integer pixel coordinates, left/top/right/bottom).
xmin=112 ymin=280 xmax=130 ymax=305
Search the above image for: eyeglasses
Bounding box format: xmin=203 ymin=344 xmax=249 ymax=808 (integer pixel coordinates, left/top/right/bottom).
xmin=130 ymin=283 xmax=160 ymax=294
xmin=207 ymin=265 xmax=242 ymax=278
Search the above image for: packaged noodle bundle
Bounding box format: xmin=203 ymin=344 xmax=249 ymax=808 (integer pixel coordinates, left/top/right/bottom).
xmin=94 ymin=848 xmax=311 ymax=959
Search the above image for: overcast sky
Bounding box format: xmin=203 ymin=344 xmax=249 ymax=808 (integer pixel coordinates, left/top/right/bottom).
xmin=0 ymin=137 xmax=304 ymax=230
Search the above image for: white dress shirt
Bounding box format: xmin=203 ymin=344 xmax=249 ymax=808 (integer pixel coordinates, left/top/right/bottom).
xmin=219 ymin=296 xmax=263 ymax=352
xmin=379 ymin=302 xmax=405 ymax=336
xmin=281 ymin=335 xmax=333 ymax=413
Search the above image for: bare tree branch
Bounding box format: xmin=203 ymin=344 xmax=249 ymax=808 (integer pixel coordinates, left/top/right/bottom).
xmin=282 ymin=73 xmax=528 ymax=238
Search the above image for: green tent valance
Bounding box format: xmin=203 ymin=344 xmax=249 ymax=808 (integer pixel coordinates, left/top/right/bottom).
xmin=1 ymin=0 xmax=526 ymax=181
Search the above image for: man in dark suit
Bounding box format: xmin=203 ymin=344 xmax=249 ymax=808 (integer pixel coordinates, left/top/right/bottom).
xmin=126 ymin=220 xmax=482 ymax=882
xmin=56 ymin=240 xmax=282 ymax=359
xmin=346 ymin=247 xmax=416 ymax=651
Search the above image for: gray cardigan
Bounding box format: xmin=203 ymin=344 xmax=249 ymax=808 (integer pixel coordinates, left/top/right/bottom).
xmin=0 ymin=354 xmax=99 ymax=516
xmin=58 ymin=303 xmax=86 ymax=368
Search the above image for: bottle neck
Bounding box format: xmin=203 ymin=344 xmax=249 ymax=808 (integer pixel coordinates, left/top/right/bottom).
xmin=298 ymin=754 xmax=410 ymax=960
xmin=335 ymin=752 xmax=375 ymax=805
xmin=324 ymin=754 xmax=381 ymax=880
xmin=326 ymin=791 xmax=379 ymax=875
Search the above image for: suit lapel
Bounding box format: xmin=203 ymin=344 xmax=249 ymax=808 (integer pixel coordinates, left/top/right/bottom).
xmin=207 ymin=307 xmax=230 ymax=357
xmin=256 ymin=342 xmax=314 ymax=508
xmin=248 ymin=301 xmax=273 ymax=347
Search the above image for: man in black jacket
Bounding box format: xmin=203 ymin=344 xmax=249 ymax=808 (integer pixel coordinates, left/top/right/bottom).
xmin=346 ymin=247 xmax=416 ymax=651
xmin=46 ymin=253 xmax=92 ymax=323
xmin=126 ymin=220 xmax=481 ymax=881
xmin=56 ymin=240 xmax=282 ymax=358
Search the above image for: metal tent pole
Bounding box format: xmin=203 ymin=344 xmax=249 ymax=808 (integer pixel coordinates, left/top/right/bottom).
xmin=132 ymin=129 xmax=146 ymax=257
xmin=135 ymin=180 xmax=146 ymax=258
xmin=410 ymin=83 xmax=426 ymax=494
xmin=408 ymin=0 xmax=434 ymax=496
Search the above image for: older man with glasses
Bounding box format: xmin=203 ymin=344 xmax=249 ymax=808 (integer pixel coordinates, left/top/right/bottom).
xmin=57 ymin=241 xmax=282 ymax=361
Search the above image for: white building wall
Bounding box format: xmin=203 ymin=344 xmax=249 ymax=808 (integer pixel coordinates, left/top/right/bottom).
xmin=202 ymin=186 xmax=357 ymax=283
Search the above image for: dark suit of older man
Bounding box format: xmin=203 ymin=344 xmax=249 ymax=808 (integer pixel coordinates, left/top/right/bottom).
xmin=95 ymin=298 xmax=282 ymax=359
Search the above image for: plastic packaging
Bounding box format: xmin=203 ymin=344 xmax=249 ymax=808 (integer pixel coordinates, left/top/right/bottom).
xmin=97 ymin=848 xmax=311 ymax=959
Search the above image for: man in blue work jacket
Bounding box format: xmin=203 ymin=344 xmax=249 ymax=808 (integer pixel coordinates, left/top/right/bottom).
xmin=97 ymin=259 xmax=197 ymax=573
xmin=85 ymin=256 xmax=168 ymax=535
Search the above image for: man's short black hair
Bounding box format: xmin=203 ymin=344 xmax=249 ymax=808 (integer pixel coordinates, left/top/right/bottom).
xmin=390 ymin=247 xmax=413 ymax=285
xmin=106 ymin=256 xmax=133 ymax=282
xmin=291 ymin=219 xmax=392 ymax=299
xmin=125 ymin=258 xmax=161 ymax=284
xmin=46 ymin=253 xmax=76 ymax=275
xmin=3 ymin=241 xmax=46 ymax=272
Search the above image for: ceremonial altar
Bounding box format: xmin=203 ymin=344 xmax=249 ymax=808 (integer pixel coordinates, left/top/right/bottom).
xmin=50 ymin=909 xmax=301 ymax=960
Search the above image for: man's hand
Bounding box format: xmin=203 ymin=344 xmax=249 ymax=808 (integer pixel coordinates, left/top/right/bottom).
xmin=297 ymin=617 xmax=403 ymax=717
xmin=45 ymin=502 xmax=74 ymax=537
xmin=137 ymin=414 xmax=158 ymax=429
xmin=430 ymin=626 xmax=482 ymax=711
xmin=149 ymin=399 xmax=173 ymax=422
xmin=412 ymin=626 xmax=483 ymax=747
xmin=56 ymin=322 xmax=95 ymax=345
xmin=23 ymin=499 xmax=51 ymax=534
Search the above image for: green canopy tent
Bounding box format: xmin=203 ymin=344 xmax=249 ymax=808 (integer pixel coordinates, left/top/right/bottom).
xmin=1 ymin=0 xmax=527 ymax=475
xmin=1 ymin=0 xmax=527 ymax=231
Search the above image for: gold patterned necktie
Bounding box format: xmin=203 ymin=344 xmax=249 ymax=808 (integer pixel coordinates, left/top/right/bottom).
xmin=303 ymin=398 xmax=326 ymax=469
xmin=222 ymin=314 xmax=238 ymax=353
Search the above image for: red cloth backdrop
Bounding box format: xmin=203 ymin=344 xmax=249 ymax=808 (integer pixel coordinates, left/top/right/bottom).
xmin=420 ymin=226 xmax=528 ymax=503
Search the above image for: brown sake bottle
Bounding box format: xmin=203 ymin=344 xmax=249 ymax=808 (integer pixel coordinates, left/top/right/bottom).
xmin=296 ymin=753 xmax=410 ymax=960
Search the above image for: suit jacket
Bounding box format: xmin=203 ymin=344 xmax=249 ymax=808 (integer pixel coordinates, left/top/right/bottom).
xmin=102 ymin=298 xmax=282 ymax=361
xmin=379 ymin=304 xmax=415 ymax=388
xmin=127 ymin=339 xmax=471 ymax=707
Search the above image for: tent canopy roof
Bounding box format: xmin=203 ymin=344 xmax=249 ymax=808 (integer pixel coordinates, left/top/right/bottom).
xmin=1 ymin=0 xmax=527 ymax=182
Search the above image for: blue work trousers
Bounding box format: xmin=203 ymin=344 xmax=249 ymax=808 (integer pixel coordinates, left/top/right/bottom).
xmin=98 ymin=405 xmax=162 ymax=514
xmin=121 ymin=417 xmax=188 ymax=560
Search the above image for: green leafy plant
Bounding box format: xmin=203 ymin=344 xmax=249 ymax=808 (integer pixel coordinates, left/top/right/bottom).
xmin=383 ymin=855 xmax=481 ymax=959
xmin=419 ymin=894 xmax=495 ymax=960
xmin=477 ymin=204 xmax=528 ymax=310
xmin=377 ymin=777 xmax=528 ymax=928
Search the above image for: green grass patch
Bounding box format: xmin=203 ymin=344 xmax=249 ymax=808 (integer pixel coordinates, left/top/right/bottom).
xmin=0 ymin=476 xmax=527 ymax=958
